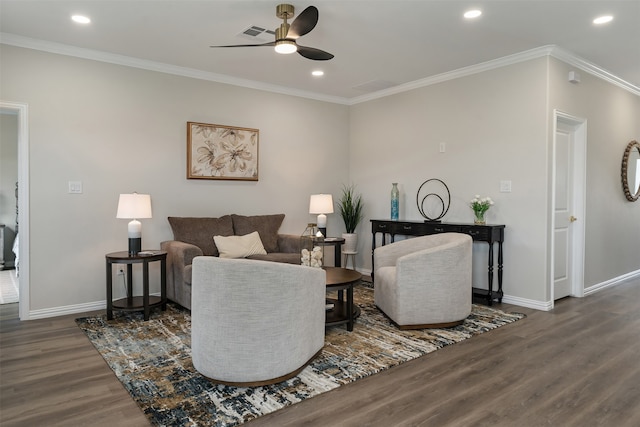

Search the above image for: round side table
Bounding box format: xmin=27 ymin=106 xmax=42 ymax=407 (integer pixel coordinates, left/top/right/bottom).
xmin=105 ymin=251 xmax=167 ymax=321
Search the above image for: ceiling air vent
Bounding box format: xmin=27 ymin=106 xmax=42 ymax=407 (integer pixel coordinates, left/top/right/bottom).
xmin=238 ymin=26 xmax=276 ymax=43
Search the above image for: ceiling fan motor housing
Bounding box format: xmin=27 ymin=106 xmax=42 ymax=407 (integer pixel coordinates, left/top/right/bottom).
xmin=276 ymin=4 xmax=295 ymax=20
xmin=276 ymin=23 xmax=290 ymax=40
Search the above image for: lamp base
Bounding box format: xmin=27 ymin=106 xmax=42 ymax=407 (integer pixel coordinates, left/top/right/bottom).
xmin=128 ymin=237 xmax=141 ymax=256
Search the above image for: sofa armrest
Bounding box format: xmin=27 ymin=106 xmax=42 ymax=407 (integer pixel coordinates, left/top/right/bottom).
xmin=161 ymin=240 xmax=203 ymax=307
xmin=162 ymin=240 xmax=203 ymax=266
xmin=277 ymin=234 xmax=302 ymax=254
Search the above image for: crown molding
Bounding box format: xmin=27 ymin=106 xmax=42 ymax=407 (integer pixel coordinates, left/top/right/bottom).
xmin=0 ymin=33 xmax=351 ymax=105
xmin=548 ymin=46 xmax=640 ymax=96
xmin=2 ymin=33 xmax=637 ymax=104
xmin=349 ymin=45 xmax=639 ymax=104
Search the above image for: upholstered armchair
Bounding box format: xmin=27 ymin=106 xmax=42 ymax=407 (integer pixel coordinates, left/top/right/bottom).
xmin=191 ymin=256 xmax=326 ymax=386
xmin=374 ymin=233 xmax=472 ymax=329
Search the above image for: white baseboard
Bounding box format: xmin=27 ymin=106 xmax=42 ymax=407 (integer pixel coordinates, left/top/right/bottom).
xmin=28 ymin=292 xmax=163 ymax=320
xmin=27 ymin=271 xmax=639 ymax=320
xmin=29 ymin=300 xmax=106 ymax=319
xmin=501 ymin=295 xmax=553 ymax=311
xmin=584 ymin=269 xmax=640 ymax=296
xmin=502 ymin=269 xmax=640 ymax=312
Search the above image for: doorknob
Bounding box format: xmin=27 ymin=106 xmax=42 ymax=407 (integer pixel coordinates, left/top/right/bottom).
xmin=569 ymin=216 xmax=577 ymax=222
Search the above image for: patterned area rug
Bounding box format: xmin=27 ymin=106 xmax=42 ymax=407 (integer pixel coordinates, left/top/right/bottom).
xmin=76 ymin=284 xmax=525 ymax=426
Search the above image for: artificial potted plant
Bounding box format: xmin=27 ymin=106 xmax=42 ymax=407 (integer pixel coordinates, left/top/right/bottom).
xmin=338 ymin=184 xmax=364 ymax=253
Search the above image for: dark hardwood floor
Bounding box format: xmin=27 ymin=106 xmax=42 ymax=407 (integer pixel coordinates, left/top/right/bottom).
xmin=2 ymin=276 xmax=639 ymax=426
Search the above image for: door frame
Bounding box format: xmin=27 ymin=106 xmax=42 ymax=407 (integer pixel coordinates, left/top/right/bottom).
xmin=0 ymin=101 xmax=30 ymax=320
xmin=550 ymin=110 xmax=586 ymax=303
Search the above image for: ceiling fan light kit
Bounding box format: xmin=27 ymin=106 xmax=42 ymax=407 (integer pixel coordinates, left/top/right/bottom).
xmin=274 ymin=22 xmax=297 ymax=54
xmin=210 ymin=3 xmax=333 ymax=61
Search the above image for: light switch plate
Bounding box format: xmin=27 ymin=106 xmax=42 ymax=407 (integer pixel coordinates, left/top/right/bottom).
xmin=68 ymin=181 xmax=83 ymax=194
xmin=500 ymin=180 xmax=512 ymax=193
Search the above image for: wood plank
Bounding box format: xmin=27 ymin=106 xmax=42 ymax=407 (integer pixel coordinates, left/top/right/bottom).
xmin=1 ymin=275 xmax=639 ymax=426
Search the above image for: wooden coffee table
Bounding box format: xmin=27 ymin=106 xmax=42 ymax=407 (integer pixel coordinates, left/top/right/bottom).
xmin=324 ymin=267 xmax=362 ymax=331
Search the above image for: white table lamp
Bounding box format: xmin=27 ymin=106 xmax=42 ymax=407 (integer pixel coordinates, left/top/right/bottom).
xmin=309 ymin=194 xmax=334 ymax=237
xmin=116 ymin=193 xmax=152 ymax=256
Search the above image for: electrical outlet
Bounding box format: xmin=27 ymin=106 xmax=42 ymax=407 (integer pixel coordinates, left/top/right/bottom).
xmin=439 ymin=142 xmax=446 ymax=153
xmin=500 ymin=180 xmax=512 ymax=193
xmin=68 ymin=181 xmax=83 ymax=194
xmin=117 ymin=267 xmax=125 ymax=276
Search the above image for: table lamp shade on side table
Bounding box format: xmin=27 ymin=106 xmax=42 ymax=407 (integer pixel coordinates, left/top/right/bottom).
xmin=116 ymin=193 xmax=152 ymax=256
xmin=309 ymin=194 xmax=334 ymax=237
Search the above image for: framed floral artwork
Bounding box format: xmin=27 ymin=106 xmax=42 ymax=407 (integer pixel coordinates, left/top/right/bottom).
xmin=187 ymin=122 xmax=259 ymax=181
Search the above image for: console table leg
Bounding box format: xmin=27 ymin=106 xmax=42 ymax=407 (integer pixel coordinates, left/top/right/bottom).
xmin=371 ymin=232 xmax=377 ymax=282
xmin=487 ymin=242 xmax=494 ymax=306
xmin=498 ymin=241 xmax=504 ymax=303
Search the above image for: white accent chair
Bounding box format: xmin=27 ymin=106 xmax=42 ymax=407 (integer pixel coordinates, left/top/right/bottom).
xmin=374 ymin=233 xmax=472 ymax=329
xmin=191 ymin=256 xmax=326 ymax=386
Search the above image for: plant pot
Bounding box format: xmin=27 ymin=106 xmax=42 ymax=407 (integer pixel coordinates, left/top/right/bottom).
xmin=342 ymin=233 xmax=358 ymax=253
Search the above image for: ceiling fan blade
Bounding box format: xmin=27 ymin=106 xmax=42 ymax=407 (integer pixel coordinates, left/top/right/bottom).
xmin=210 ymin=41 xmax=275 ymax=48
xmin=287 ymin=6 xmax=318 ymax=39
xmin=297 ymin=45 xmax=334 ymax=61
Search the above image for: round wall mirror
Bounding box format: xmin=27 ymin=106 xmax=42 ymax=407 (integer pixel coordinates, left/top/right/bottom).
xmin=621 ymin=140 xmax=640 ymax=202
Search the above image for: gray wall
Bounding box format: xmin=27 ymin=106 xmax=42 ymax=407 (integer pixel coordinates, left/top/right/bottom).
xmin=547 ymin=58 xmax=640 ymax=287
xmin=0 ymin=43 xmax=638 ymax=316
xmin=350 ymin=56 xmax=639 ymax=306
xmin=350 ymin=58 xmax=551 ymax=303
xmin=0 ymin=45 xmax=349 ymax=312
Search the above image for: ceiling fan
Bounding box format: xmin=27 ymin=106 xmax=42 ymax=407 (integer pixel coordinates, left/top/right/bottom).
xmin=210 ymin=4 xmax=334 ymax=61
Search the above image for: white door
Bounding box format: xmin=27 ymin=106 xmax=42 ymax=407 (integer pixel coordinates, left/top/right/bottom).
xmin=552 ymin=113 xmax=586 ymax=301
xmin=553 ymin=125 xmax=573 ymax=299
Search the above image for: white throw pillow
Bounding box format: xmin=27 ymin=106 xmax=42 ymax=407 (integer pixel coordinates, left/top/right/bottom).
xmin=213 ymin=231 xmax=267 ymax=259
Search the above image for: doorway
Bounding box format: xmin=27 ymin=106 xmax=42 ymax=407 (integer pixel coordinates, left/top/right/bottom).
xmin=552 ymin=111 xmax=586 ymax=302
xmin=0 ymin=101 xmax=29 ymax=320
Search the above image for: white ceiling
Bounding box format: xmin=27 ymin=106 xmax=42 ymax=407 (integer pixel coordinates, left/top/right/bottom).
xmin=1 ymin=0 xmax=639 ymax=102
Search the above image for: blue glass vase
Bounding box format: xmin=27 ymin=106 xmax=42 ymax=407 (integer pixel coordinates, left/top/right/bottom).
xmin=391 ymin=183 xmax=399 ymax=220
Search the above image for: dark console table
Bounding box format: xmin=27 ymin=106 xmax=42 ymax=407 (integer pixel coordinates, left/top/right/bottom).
xmin=371 ymin=219 xmax=505 ymax=305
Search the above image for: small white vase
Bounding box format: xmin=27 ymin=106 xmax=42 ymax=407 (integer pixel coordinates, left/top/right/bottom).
xmin=342 ymin=233 xmax=358 ymax=253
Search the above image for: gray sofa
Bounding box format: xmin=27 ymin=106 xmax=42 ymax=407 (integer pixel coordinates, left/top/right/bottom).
xmin=161 ymin=214 xmax=302 ymax=309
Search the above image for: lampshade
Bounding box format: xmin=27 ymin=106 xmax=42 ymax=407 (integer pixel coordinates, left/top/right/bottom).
xmin=116 ymin=193 xmax=152 ymax=219
xmin=117 ymin=193 xmax=152 ymax=256
xmin=309 ymin=194 xmax=333 ymax=237
xmin=309 ymin=194 xmax=334 ymax=215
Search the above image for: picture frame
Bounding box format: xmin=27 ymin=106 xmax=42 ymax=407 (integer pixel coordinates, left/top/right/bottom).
xmin=187 ymin=122 xmax=259 ymax=181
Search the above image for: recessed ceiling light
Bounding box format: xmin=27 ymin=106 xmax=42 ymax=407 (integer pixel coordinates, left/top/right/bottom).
xmin=312 ymin=70 xmax=324 ymax=77
xmin=71 ymin=15 xmax=91 ymax=24
xmin=464 ymin=10 xmax=482 ymax=19
xmin=593 ymin=15 xmax=613 ymax=25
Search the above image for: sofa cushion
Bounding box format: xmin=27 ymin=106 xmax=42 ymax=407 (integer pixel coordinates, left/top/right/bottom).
xmin=214 ymin=231 xmax=267 ymax=259
xmin=247 ymin=252 xmax=301 ymax=265
xmin=231 ymin=214 xmax=285 ymax=253
xmin=168 ymin=216 xmax=234 ymax=256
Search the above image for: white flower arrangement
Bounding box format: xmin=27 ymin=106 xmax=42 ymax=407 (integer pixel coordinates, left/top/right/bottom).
xmin=301 ymin=246 xmax=323 ymax=268
xmin=470 ymin=194 xmax=494 ymax=215
xmin=470 ymin=195 xmax=494 ymax=224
